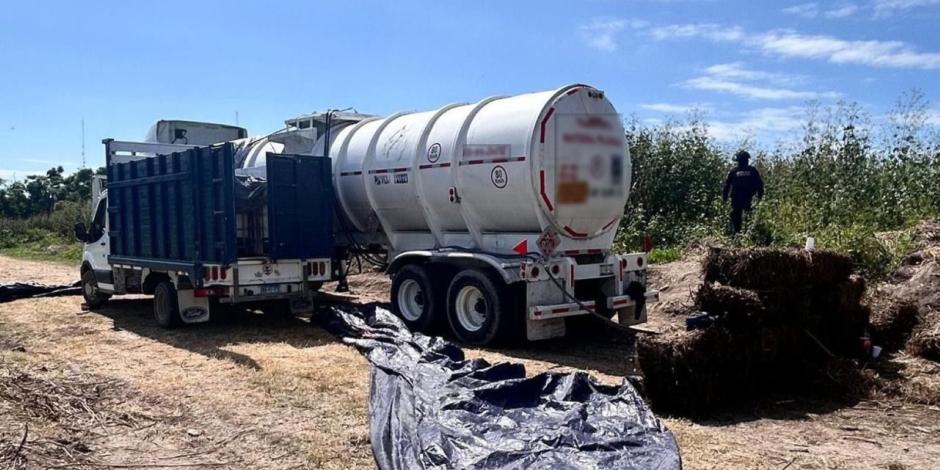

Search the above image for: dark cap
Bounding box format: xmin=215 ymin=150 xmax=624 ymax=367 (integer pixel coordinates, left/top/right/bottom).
xmin=735 ymin=150 xmax=751 ymax=162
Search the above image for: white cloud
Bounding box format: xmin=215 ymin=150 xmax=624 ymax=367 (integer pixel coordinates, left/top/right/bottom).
xmin=579 ymin=17 xmax=647 ymax=52
xmin=682 ymin=63 xmax=839 ymax=100
xmin=706 ymin=107 xmax=806 ymax=142
xmin=649 ymin=23 xmax=745 ymax=42
xmin=783 ymin=3 xmax=820 ymax=17
xmin=649 ymin=22 xmax=940 ymax=69
xmin=824 ymin=3 xmax=860 ymax=17
xmin=874 ymin=0 xmax=940 ymax=14
xmin=639 ymin=103 xmax=712 ymax=113
xmin=703 ymin=62 xmax=802 ymax=85
xmin=783 ymin=2 xmax=860 ymax=18
xmin=926 ymin=110 xmax=940 ymax=126
xmin=685 ymin=76 xmax=838 ymax=100
xmin=758 ymin=31 xmax=940 ymax=69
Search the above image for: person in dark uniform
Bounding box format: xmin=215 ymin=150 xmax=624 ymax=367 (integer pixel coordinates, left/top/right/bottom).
xmin=722 ymin=150 xmax=764 ymax=234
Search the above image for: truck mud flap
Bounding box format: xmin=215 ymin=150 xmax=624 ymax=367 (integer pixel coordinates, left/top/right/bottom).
xmin=317 ymin=304 xmax=682 ymax=469
xmin=0 ymin=282 xmax=82 ymax=303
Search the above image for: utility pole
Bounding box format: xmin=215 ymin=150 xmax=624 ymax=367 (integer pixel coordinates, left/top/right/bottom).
xmin=81 ymin=118 xmax=86 ymax=168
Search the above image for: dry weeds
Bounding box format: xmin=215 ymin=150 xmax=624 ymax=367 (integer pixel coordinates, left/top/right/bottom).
xmin=1 ymin=255 xmax=939 ymax=469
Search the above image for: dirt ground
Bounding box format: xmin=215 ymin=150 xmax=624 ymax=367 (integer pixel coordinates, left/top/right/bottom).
xmin=1 ymin=256 xmax=939 ymax=469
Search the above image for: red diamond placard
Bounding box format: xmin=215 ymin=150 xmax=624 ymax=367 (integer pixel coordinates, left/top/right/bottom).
xmin=537 ymin=229 xmax=560 ymax=257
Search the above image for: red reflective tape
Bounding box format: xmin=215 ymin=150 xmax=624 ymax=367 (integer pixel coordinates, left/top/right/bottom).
xmin=564 ymin=226 xmax=588 ymax=238
xmin=370 ymin=167 xmax=410 ymax=174
xmin=569 ymin=264 xmax=575 ymax=291
xmin=539 ymin=170 xmax=554 ymax=211
xmin=468 ymin=159 xmax=484 ymax=165
xmin=551 ymin=307 xmax=570 ymax=314
xmin=491 ymin=158 xmax=509 ymax=163
xmin=587 ymin=249 xmax=602 ymax=255
xmin=540 ymin=107 xmax=555 ymax=143
xmin=602 ymin=218 xmax=618 ymax=230
xmin=514 ymin=156 xmax=527 ymax=162
xmin=340 ymin=171 xmax=363 ymax=176
xmin=419 ymin=162 xmax=452 ymax=170
xmin=566 ymin=87 xmax=582 ymax=95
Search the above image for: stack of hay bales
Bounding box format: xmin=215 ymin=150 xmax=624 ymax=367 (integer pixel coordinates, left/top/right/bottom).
xmin=638 ymin=247 xmax=869 ymax=415
xmin=908 ymin=313 xmax=940 ymax=361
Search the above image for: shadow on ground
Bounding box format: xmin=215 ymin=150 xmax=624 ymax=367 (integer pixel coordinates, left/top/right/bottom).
xmin=86 ymin=298 xmax=342 ymax=370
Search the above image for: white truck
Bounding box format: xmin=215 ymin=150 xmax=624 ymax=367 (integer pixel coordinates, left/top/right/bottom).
xmin=239 ymin=84 xmax=657 ymax=345
xmin=76 ymin=121 xmax=334 ymax=326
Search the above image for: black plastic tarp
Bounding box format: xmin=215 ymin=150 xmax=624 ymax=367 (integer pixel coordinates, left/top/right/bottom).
xmin=318 ymin=304 xmax=682 ymax=470
xmin=0 ymin=282 xmax=81 ymax=303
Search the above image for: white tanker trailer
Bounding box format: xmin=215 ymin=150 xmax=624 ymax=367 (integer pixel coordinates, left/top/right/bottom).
xmin=243 ymin=84 xmax=656 ymax=345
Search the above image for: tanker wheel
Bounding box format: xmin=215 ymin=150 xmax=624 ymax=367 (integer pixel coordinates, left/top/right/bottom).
xmin=446 ymin=269 xmax=509 ymax=346
xmin=153 ymin=281 xmax=182 ymax=329
xmin=390 ymin=264 xmax=441 ymax=332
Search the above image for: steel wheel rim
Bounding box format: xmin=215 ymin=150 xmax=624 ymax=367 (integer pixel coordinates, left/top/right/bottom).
xmin=397 ymin=279 xmax=424 ymax=321
xmin=83 ymin=280 xmax=95 ymax=297
xmin=455 ymin=285 xmax=487 ymax=332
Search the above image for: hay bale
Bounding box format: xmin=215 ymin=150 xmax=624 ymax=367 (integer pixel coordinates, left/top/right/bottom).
xmin=637 ymin=328 xmax=760 ymax=415
xmin=870 ymin=299 xmax=920 ymax=351
xmin=808 ymin=250 xmax=856 ymax=285
xmin=703 ymin=247 xmax=853 ymax=290
xmin=639 ymin=246 xmax=870 ymax=416
xmin=694 ymin=284 xmax=763 ymax=327
xmin=908 ymin=312 xmax=940 ymax=362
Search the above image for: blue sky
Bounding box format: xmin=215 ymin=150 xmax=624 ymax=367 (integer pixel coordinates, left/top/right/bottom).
xmin=2 ymin=0 xmax=939 ymax=179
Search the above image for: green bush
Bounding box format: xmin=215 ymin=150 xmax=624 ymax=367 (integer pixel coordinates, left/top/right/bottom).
xmin=620 ymin=93 xmax=940 ymax=276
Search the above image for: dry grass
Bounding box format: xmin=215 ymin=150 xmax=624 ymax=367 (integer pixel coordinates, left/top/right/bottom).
xmin=2 ymin=256 xmax=940 ymax=469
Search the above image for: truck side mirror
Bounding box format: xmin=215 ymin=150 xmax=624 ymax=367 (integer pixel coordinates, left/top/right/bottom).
xmin=74 ymin=223 xmax=88 ymax=242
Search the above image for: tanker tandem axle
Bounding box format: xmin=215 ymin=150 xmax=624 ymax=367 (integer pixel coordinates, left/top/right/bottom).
xmin=76 ymin=84 xmax=655 ymax=345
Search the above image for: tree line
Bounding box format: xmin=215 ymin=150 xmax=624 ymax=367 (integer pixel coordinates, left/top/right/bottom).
xmin=0 ymin=167 xmax=105 ymax=219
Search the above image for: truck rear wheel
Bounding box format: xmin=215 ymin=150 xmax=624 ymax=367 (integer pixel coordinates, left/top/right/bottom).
xmin=81 ymin=269 xmax=110 ymax=308
xmin=390 ymin=264 xmax=440 ymax=332
xmin=153 ymin=281 xmax=182 ymax=328
xmin=446 ymin=269 xmax=509 ymax=346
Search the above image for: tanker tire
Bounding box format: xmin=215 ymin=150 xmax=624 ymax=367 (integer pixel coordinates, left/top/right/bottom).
xmin=390 ymin=264 xmax=440 ymax=333
xmin=81 ymin=269 xmax=110 ymax=309
xmin=446 ymin=269 xmax=509 ymax=346
xmin=153 ymin=281 xmax=181 ymax=328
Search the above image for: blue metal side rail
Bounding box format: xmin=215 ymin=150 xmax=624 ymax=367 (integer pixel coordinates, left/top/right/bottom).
xmin=106 ymin=143 xmax=237 ymax=286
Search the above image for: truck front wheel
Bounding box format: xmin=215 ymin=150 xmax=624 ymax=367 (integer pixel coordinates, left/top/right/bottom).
xmin=390 ymin=264 xmax=440 ymax=332
xmin=446 ymin=269 xmax=509 ymax=346
xmin=81 ymin=269 xmax=110 ymax=308
xmin=153 ymin=281 xmax=182 ymax=328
